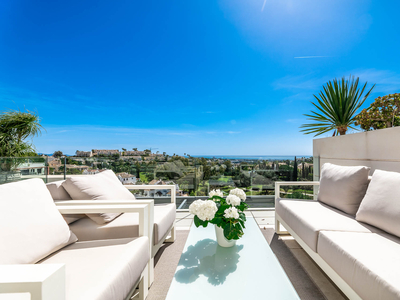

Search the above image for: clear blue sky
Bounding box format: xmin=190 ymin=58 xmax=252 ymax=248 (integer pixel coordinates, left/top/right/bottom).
xmin=1 ymin=0 xmax=399 ymax=156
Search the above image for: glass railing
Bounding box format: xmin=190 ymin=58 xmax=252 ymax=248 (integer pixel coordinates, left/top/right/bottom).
xmin=0 ymin=155 xmax=314 ymax=209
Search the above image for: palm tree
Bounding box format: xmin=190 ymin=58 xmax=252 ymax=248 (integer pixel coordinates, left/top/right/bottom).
xmin=0 ymin=109 xmax=43 ymax=157
xmin=300 ymin=76 xmax=375 ymax=136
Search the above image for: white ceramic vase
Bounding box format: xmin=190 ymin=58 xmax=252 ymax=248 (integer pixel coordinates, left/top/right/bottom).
xmin=214 ymin=225 xmax=236 ymax=247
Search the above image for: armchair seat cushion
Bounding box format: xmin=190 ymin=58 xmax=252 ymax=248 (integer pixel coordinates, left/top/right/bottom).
xmin=70 ymin=203 xmax=176 ymax=245
xmin=318 ymin=231 xmax=400 ymax=300
xmin=40 ymin=237 xmax=149 ymax=300
xmin=275 ymin=199 xmax=378 ymax=252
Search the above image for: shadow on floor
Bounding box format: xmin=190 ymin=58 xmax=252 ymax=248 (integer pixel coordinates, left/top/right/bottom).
xmin=261 ymin=228 xmax=326 ymax=300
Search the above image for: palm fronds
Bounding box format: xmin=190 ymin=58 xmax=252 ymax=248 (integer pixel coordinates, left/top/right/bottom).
xmin=0 ymin=109 xmax=43 ymax=157
xmin=300 ymin=76 xmax=375 ymax=136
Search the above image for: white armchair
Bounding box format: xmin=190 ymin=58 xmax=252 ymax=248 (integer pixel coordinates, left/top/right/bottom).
xmin=0 ymin=178 xmax=153 ymax=300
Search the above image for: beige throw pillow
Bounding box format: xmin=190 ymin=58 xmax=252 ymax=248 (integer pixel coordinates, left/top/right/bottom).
xmin=318 ymin=163 xmax=370 ymax=215
xmin=0 ymin=178 xmax=77 ymax=264
xmin=62 ymin=170 xmax=136 ymax=224
xmin=356 ymin=169 xmax=400 ymax=238
xmin=46 ymin=180 xmax=85 ymax=224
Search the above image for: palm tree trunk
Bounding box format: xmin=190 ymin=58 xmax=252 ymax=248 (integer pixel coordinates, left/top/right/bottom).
xmin=337 ymin=126 xmax=348 ymax=135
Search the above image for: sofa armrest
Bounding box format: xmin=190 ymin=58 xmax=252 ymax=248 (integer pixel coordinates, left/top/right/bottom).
xmin=124 ymin=184 xmax=176 ymax=203
xmin=0 ymin=264 xmax=65 ymax=300
xmin=275 ymin=181 xmax=320 ymax=201
xmin=55 ymin=201 xmax=153 ymax=241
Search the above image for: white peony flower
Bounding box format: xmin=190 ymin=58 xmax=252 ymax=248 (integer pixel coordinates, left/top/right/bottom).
xmin=229 ymin=188 xmax=246 ymax=201
xmin=226 ymin=194 xmax=241 ymax=206
xmin=189 ymin=199 xmax=204 ymax=215
xmin=224 ymin=206 xmax=240 ymax=219
xmin=209 ymin=189 xmax=224 ymax=198
xmin=196 ymin=200 xmax=218 ymax=221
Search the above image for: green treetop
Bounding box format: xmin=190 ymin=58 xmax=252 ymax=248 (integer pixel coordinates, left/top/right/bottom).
xmin=0 ymin=109 xmax=43 ymax=157
xmin=355 ymin=93 xmax=400 ymax=131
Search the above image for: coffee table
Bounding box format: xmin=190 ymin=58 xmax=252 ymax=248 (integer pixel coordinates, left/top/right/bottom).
xmin=165 ymin=217 xmax=300 ymax=299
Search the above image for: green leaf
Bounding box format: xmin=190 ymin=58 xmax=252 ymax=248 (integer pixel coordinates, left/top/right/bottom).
xmin=194 ymin=215 xmax=208 ymax=228
xmin=300 ymin=76 xmax=375 ymax=137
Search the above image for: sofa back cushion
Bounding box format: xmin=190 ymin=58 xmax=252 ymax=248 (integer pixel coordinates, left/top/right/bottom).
xmin=46 ymin=180 xmax=85 ymax=224
xmin=62 ymin=170 xmax=136 ymax=224
xmin=318 ymin=163 xmax=370 ymax=215
xmin=0 ymin=178 xmax=77 ymax=264
xmin=356 ymin=169 xmax=400 ymax=238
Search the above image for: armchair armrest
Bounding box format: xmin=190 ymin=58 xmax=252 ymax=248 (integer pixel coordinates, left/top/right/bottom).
xmin=0 ymin=264 xmax=65 ymax=300
xmin=275 ymin=181 xmax=320 ymax=201
xmin=124 ymin=184 xmax=176 ymax=203
xmin=55 ymin=200 xmax=153 ymax=241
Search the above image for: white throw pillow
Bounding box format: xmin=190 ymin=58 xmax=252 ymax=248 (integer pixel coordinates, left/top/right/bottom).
xmin=62 ymin=170 xmax=136 ymax=224
xmin=356 ymin=169 xmax=400 ymax=238
xmin=0 ymin=178 xmax=77 ymax=264
xmin=46 ymin=180 xmax=85 ymax=224
xmin=318 ymin=163 xmax=370 ymax=215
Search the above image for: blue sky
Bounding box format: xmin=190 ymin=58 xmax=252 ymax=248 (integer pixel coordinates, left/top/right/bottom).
xmin=1 ymin=0 xmax=400 ymax=156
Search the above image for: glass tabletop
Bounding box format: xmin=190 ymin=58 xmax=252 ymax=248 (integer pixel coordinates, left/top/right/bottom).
xmin=166 ymin=217 xmax=300 ymax=299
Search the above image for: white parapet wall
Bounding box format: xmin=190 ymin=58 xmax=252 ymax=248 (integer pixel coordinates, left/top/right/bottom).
xmin=313 ymin=126 xmax=400 ymax=181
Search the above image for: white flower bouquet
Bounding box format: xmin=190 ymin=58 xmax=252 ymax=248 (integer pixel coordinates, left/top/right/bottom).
xmin=189 ymin=188 xmax=248 ymax=240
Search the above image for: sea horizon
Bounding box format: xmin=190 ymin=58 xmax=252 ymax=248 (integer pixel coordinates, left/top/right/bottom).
xmin=190 ymin=155 xmax=312 ymax=160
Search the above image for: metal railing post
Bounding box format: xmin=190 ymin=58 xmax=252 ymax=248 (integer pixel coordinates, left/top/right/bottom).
xmin=64 ymin=157 xmax=67 ymax=180
xmin=46 ymin=155 xmax=48 ymax=183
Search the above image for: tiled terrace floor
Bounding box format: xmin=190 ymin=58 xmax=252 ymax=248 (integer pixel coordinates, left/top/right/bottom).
xmin=175 ymin=210 xmax=276 ymax=229
xmin=174 ymin=210 xmax=348 ymax=300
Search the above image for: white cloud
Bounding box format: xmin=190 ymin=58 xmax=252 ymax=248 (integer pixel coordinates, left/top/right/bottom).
xmin=274 ymin=68 xmax=400 ymax=96
xmin=272 ymin=73 xmax=322 ymax=91
xmin=46 ymin=125 xmax=242 ymax=138
xmin=348 ymin=69 xmax=400 ymax=94
xmin=261 ymin=0 xmax=267 ymax=12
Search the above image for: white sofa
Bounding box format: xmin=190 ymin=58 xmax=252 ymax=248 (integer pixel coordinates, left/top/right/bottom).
xmin=45 ymin=170 xmax=176 ymax=287
xmin=275 ymin=164 xmax=400 ymax=300
xmin=0 ymin=178 xmax=152 ymax=300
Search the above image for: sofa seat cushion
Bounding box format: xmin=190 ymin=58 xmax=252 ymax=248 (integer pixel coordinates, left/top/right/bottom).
xmin=40 ymin=237 xmax=149 ymax=300
xmin=70 ymin=203 xmax=176 ymax=245
xmin=0 ymin=178 xmax=77 ymax=264
xmin=318 ymin=231 xmax=400 ymax=300
xmin=62 ymin=170 xmax=136 ymax=224
xmin=276 ymin=199 xmax=377 ymax=252
xmin=46 ymin=180 xmax=85 ymax=224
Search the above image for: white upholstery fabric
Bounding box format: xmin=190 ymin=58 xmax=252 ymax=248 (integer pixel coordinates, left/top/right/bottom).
xmin=70 ymin=203 xmax=176 ymax=245
xmin=47 ymin=180 xmax=73 ymax=200
xmin=276 ymin=199 xmax=378 ymax=252
xmin=318 ymin=163 xmax=370 ymax=215
xmin=62 ymin=170 xmax=136 ymax=224
xmin=318 ymin=231 xmax=400 ymax=300
xmin=356 ymin=169 xmax=400 ymax=238
xmin=0 ymin=179 xmax=77 ymax=264
xmin=40 ymin=237 xmax=149 ymax=300
xmin=46 ymin=180 xmax=85 ymax=224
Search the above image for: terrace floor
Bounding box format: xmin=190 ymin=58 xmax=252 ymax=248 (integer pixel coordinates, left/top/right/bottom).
xmin=156 ymin=210 xmax=348 ymax=300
